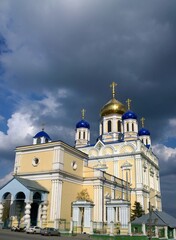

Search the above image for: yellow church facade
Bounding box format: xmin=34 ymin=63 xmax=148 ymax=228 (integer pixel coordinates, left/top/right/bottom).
xmin=0 ymin=82 xmax=162 ymax=235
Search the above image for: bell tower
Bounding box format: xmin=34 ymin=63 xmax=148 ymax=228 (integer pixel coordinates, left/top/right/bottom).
xmin=75 ymin=109 xmax=90 ymax=148
xmin=99 ymin=82 xmax=126 ymax=143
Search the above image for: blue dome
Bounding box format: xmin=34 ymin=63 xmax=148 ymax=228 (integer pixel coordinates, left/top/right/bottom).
xmin=122 ymin=110 xmax=137 ymax=120
xmin=138 ymin=128 xmax=150 ymax=136
xmin=76 ymin=120 xmax=90 ymax=129
xmin=33 ymin=130 xmax=51 ymax=140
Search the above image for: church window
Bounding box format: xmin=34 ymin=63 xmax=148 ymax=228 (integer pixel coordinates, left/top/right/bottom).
xmin=127 ymin=123 xmax=129 ymax=132
xmin=37 ymin=138 xmax=41 ymax=144
xmin=132 ymin=123 xmax=134 ymax=131
xmin=146 ymin=139 xmax=148 ymax=145
xmin=118 ymin=120 xmax=121 ymax=132
xmin=83 ymin=131 xmax=85 ymax=139
xmin=71 ymin=161 xmax=77 ymax=170
xmin=32 ymin=157 xmax=40 ymax=166
xmin=108 ymin=120 xmax=112 ymax=132
xmin=79 ymin=132 xmax=81 ymax=139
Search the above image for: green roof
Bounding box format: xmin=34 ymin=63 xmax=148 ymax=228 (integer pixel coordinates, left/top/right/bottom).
xmin=132 ymin=210 xmax=176 ymax=228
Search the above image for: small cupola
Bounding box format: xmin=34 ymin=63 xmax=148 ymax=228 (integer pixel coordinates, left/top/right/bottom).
xmin=122 ymin=98 xmax=138 ymax=141
xmin=75 ymin=109 xmax=90 ymax=148
xmin=138 ymin=117 xmax=151 ymax=148
xmin=33 ymin=128 xmax=51 ymax=144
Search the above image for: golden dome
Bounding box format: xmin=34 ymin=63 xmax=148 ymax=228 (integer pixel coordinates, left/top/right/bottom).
xmin=100 ymin=82 xmax=126 ymax=117
xmin=100 ymin=97 xmax=126 ymax=117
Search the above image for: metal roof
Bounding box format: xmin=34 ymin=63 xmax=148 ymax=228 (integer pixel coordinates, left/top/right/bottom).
xmin=132 ymin=210 xmax=176 ymax=228
xmin=15 ymin=177 xmax=48 ymax=192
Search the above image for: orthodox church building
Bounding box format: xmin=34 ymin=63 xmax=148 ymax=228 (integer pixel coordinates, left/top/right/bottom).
xmin=0 ymin=82 xmax=162 ymax=235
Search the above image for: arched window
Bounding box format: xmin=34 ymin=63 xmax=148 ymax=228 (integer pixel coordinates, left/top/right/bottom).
xmin=108 ymin=120 xmax=112 ymax=132
xmin=146 ymin=139 xmax=148 ymax=145
xmin=118 ymin=120 xmax=121 ymax=132
xmin=79 ymin=132 xmax=81 ymax=139
xmin=83 ymin=131 xmax=86 ymax=139
xmin=127 ymin=123 xmax=129 ymax=132
xmin=132 ymin=123 xmax=134 ymax=131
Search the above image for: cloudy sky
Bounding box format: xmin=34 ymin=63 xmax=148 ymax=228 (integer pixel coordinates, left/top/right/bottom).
xmin=0 ymin=0 xmax=176 ymax=217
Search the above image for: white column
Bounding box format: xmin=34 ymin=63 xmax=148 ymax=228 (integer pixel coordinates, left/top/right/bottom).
xmin=93 ymin=185 xmax=103 ymax=222
xmin=0 ymin=202 xmax=4 ymax=224
xmin=142 ymin=223 xmax=146 ymax=235
xmin=90 ymin=221 xmax=93 ymax=234
xmin=135 ymin=155 xmax=143 ymax=189
xmin=173 ymin=228 xmax=176 ymax=239
xmin=53 ymin=147 xmax=64 ymax=170
xmin=14 ymin=152 xmax=21 ymax=174
xmin=42 ymin=202 xmax=48 ymax=225
xmin=50 ymin=179 xmax=62 ymax=222
xmin=37 ymin=204 xmax=42 ymax=228
xmin=128 ymin=222 xmax=131 ymax=235
xmin=25 ymin=202 xmax=31 ymax=228
xmin=69 ymin=219 xmax=73 ymax=234
xmin=107 ymin=207 xmax=114 ymax=224
xmin=84 ymin=207 xmax=91 ymax=227
xmin=9 ymin=197 xmax=14 ymax=217
xmin=120 ymin=206 xmax=128 ymax=228
xmin=110 ymin=221 xmax=114 ymax=236
xmin=72 ymin=207 xmax=79 ymax=223
xmin=155 ymin=226 xmax=158 ymax=238
xmin=164 ymin=226 xmax=168 ymax=239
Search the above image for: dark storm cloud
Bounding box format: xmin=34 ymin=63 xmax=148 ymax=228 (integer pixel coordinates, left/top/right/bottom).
xmin=1 ymin=0 xmax=176 ymax=138
xmin=1 ymin=0 xmax=176 ymax=140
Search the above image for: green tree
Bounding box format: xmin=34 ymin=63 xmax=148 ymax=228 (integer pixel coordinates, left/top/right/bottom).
xmin=131 ymin=201 xmax=145 ymax=221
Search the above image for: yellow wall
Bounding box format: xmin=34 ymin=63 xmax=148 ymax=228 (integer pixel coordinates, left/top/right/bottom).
xmin=61 ymin=181 xmax=83 ymax=220
xmin=18 ymin=150 xmax=53 ymax=173
xmin=63 ymin=152 xmax=83 ymax=177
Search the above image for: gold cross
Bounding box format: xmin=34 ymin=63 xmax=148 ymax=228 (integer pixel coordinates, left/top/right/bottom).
xmin=110 ymin=82 xmax=117 ymax=98
xmin=81 ymin=109 xmax=85 ymax=119
xmin=126 ymin=98 xmax=131 ymax=110
xmin=141 ymin=117 xmax=145 ymax=128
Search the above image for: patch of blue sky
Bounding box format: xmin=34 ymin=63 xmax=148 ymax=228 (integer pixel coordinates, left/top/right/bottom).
xmin=28 ymin=92 xmax=46 ymax=102
xmin=163 ymin=137 xmax=176 ymax=148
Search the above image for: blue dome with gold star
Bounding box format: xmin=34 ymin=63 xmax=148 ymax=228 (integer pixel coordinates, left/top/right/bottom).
xmin=122 ymin=110 xmax=137 ymax=120
xmin=76 ymin=120 xmax=90 ymax=129
xmin=138 ymin=128 xmax=150 ymax=136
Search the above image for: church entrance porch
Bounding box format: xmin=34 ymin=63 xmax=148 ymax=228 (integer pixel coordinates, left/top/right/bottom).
xmin=0 ymin=177 xmax=48 ymax=229
xmin=71 ymin=201 xmax=94 ymax=234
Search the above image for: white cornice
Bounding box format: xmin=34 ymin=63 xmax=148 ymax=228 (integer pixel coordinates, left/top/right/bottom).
xmin=16 ymin=141 xmax=88 ymax=159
